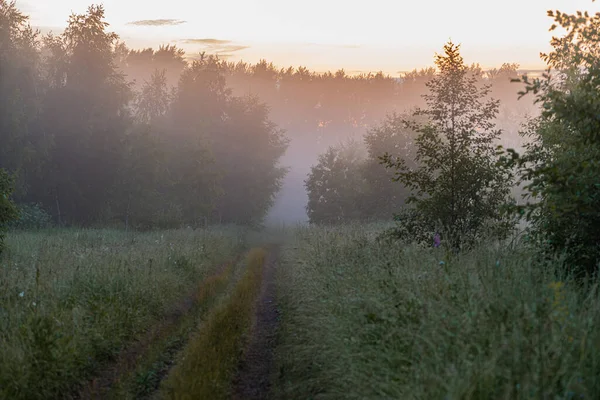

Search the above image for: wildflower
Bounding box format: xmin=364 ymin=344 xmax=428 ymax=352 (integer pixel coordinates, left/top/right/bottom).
xmin=433 ymin=233 xmax=441 ymax=248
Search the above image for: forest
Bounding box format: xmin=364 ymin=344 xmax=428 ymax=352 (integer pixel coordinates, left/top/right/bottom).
xmin=1 ymin=0 xmax=600 ymax=399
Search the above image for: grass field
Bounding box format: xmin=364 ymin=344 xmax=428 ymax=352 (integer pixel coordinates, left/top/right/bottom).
xmin=0 ymin=227 xmax=247 ymax=399
xmin=3 ymin=223 xmax=600 ymax=399
xmin=273 ymin=224 xmax=600 ymax=399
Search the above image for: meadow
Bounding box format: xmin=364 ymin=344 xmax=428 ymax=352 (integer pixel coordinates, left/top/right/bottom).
xmin=0 ymin=227 xmax=247 ymax=399
xmin=2 ymin=224 xmax=600 ymax=399
xmin=272 ymin=224 xmax=600 ymax=399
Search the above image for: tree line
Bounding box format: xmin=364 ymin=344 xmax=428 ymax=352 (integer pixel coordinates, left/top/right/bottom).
xmin=0 ymin=0 xmax=539 ymax=234
xmin=0 ymin=2 xmax=288 ymax=230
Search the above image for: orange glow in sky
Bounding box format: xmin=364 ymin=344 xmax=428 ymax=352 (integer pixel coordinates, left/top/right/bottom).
xmin=15 ymin=0 xmax=600 ymax=75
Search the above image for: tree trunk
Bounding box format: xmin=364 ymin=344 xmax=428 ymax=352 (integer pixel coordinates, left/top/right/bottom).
xmin=54 ymin=189 xmax=62 ymax=227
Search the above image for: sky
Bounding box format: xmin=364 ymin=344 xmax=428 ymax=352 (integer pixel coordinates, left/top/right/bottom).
xmin=15 ymin=0 xmax=600 ymax=76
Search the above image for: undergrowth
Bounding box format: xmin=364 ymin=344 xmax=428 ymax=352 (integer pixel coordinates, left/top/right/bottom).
xmin=104 ymin=260 xmax=238 ymax=399
xmin=0 ymin=227 xmax=246 ymax=399
xmin=274 ymin=224 xmax=600 ymax=399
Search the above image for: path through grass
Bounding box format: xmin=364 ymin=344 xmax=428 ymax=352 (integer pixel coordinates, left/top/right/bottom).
xmin=0 ymin=227 xmax=246 ymax=399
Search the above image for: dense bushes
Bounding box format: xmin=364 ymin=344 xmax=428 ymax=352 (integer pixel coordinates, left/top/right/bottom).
xmin=0 ymin=169 xmax=19 ymax=253
xmin=502 ymin=6 xmax=600 ymax=276
xmin=9 ymin=203 xmax=52 ymax=230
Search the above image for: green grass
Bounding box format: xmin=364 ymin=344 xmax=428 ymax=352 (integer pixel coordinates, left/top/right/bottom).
xmin=0 ymin=227 xmax=246 ymax=400
xmin=106 ymin=259 xmax=241 ymax=399
xmin=273 ymin=223 xmax=600 ymax=399
xmin=159 ymin=247 xmax=266 ymax=399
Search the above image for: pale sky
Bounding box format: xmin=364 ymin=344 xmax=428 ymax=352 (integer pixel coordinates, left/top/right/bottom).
xmin=15 ymin=0 xmax=600 ymax=75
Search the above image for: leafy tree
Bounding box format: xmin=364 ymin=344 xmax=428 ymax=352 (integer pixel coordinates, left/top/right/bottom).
xmin=381 ymin=41 xmax=514 ymax=250
xmin=169 ymin=55 xmax=288 ymax=226
xmin=0 ymin=1 xmax=46 ymax=197
xmin=305 ymin=139 xmax=368 ymax=224
xmin=39 ymin=4 xmax=133 ymax=225
xmin=0 ymin=169 xmax=19 ymax=253
xmin=135 ymin=69 xmax=171 ymax=124
xmin=167 ymin=56 xmax=228 ymax=225
xmin=362 ymin=113 xmax=417 ymax=219
xmin=211 ymin=95 xmax=289 ymax=225
xmin=503 ymin=2 xmax=600 ymax=275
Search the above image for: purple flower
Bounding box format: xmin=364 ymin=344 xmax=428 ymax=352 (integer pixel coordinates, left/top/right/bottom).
xmin=433 ymin=233 xmax=441 ymax=248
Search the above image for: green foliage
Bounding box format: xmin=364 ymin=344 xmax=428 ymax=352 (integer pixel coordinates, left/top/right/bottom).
xmin=9 ymin=203 xmax=52 ymax=230
xmin=305 ymin=139 xmax=368 ymax=224
xmin=0 ymin=169 xmax=19 ymax=252
xmin=361 ymin=113 xmax=417 ymax=219
xmin=0 ymin=228 xmax=246 ymax=399
xmin=381 ymin=41 xmax=514 ymax=250
xmin=501 ymin=4 xmax=600 ymax=276
xmin=274 ymin=224 xmax=600 ymax=399
xmin=0 ymin=3 xmax=289 ymax=229
xmin=305 ymin=115 xmax=415 ymax=224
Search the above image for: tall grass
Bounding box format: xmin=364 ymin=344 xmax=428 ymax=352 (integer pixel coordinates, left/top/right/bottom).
xmin=0 ymin=227 xmax=246 ymax=399
xmin=105 ymin=259 xmax=239 ymax=399
xmin=274 ymin=224 xmax=600 ymax=399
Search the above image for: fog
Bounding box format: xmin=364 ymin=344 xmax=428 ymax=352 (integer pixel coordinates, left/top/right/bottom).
xmin=1 ymin=2 xmax=540 ymax=228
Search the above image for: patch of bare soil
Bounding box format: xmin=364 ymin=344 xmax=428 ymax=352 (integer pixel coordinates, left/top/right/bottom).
xmin=75 ymin=257 xmax=239 ymax=400
xmin=232 ymin=245 xmax=280 ymax=400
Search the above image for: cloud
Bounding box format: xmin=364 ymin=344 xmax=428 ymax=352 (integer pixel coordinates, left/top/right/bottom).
xmin=178 ymin=38 xmax=250 ymax=57
xmin=180 ymin=38 xmax=232 ymax=45
xmin=127 ymin=19 xmax=186 ymax=26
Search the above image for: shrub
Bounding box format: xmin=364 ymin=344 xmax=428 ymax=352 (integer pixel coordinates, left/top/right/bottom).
xmin=0 ymin=169 xmax=19 ymax=253
xmin=9 ymin=203 xmax=53 ymax=230
xmin=503 ymin=6 xmax=600 ymax=276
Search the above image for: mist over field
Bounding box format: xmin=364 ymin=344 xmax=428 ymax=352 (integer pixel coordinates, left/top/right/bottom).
xmin=115 ymin=53 xmax=539 ymax=224
xmin=3 ymin=1 xmax=600 ymax=399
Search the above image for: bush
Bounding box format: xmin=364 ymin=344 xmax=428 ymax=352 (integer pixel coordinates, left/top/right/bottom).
xmin=0 ymin=169 xmax=19 ymax=253
xmin=9 ymin=203 xmax=53 ymax=230
xmin=503 ymin=7 xmax=600 ymax=276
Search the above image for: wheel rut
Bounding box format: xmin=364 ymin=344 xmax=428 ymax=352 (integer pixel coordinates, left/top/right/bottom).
xmin=232 ymin=244 xmax=280 ymax=400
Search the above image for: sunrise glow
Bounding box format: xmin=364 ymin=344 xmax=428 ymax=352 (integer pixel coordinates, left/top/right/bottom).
xmin=16 ymin=0 xmax=600 ymax=75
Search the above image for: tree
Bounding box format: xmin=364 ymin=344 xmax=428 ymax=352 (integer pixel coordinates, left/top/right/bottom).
xmin=503 ymin=3 xmax=600 ymax=275
xmin=0 ymin=169 xmax=19 ymax=253
xmin=210 ymin=95 xmax=289 ymax=225
xmin=305 ymin=139 xmax=368 ymax=224
xmin=362 ymin=113 xmax=417 ymax=219
xmin=38 ymin=4 xmax=133 ymax=225
xmin=381 ymin=41 xmax=514 ymax=250
xmin=0 ymin=1 xmax=46 ymax=198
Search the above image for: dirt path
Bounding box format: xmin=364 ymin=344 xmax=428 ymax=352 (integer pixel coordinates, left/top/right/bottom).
xmin=76 ymin=256 xmax=240 ymax=400
xmin=232 ymin=244 xmax=280 ymax=400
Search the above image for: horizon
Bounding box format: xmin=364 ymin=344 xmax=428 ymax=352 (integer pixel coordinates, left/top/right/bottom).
xmin=16 ymin=0 xmax=599 ymax=76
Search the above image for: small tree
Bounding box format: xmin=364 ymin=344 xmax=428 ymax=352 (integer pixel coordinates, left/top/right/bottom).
xmin=381 ymin=41 xmax=514 ymax=250
xmin=0 ymin=169 xmax=19 ymax=253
